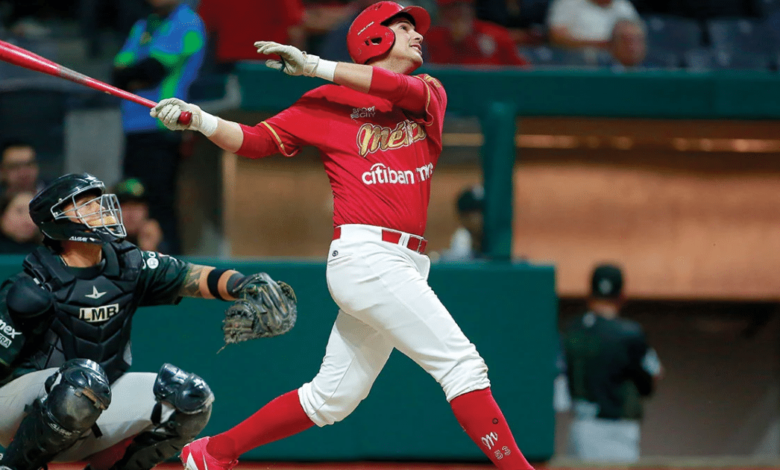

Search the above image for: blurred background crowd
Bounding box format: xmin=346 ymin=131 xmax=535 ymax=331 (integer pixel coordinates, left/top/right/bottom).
xmin=0 ymin=0 xmax=778 ymax=465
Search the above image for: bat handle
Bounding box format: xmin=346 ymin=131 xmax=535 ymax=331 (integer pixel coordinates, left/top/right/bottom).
xmin=179 ymin=111 xmax=193 ymax=126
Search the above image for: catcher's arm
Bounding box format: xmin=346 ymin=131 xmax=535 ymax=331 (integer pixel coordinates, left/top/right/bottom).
xmin=177 ymin=264 xmax=298 ymax=347
xmin=177 ymin=263 xmax=244 ymax=300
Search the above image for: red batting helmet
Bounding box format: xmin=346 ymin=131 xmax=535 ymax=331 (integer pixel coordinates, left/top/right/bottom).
xmin=347 ymin=1 xmax=431 ymax=64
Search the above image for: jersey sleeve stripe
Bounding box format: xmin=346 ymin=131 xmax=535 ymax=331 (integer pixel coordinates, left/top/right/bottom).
xmin=409 ymin=75 xmax=434 ymax=127
xmin=261 ymin=121 xmax=296 ymax=157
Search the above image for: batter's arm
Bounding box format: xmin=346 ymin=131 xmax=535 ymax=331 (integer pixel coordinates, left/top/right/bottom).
xmin=254 ymin=41 xmax=428 ymax=114
xmin=151 ymin=99 xmax=296 ymax=159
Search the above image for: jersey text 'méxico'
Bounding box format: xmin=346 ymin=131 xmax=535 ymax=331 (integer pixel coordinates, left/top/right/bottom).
xmin=242 ymin=75 xmax=446 ymax=236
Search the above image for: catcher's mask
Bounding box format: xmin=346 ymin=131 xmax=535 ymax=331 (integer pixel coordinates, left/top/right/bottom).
xmin=30 ymin=172 xmax=126 ymax=245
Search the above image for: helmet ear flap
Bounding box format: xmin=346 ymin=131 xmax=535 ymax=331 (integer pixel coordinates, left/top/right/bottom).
xmin=354 ymin=24 xmax=396 ymax=64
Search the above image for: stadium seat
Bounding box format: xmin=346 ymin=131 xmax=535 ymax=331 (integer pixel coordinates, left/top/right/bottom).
xmin=643 ymin=50 xmax=684 ymax=68
xmin=684 ymin=47 xmax=772 ymax=70
xmin=519 ymin=46 xmax=602 ymax=68
xmin=520 ymin=0 xmax=551 ymax=26
xmin=707 ymin=18 xmax=776 ymax=55
xmin=643 ymin=15 xmax=703 ymax=54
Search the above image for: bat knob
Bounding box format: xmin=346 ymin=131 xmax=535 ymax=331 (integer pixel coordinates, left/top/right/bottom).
xmin=178 ymin=111 xmax=193 ymax=126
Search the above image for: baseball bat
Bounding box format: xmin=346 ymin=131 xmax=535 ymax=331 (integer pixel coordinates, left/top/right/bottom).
xmin=0 ymin=40 xmax=192 ymax=125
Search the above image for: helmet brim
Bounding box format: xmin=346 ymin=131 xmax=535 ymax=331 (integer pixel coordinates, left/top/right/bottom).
xmin=399 ymin=6 xmax=431 ymax=36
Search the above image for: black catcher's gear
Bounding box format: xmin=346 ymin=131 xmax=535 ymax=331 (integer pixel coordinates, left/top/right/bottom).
xmin=29 ymin=172 xmax=126 ymax=245
xmin=21 ymin=241 xmax=144 ymax=383
xmin=108 ymin=364 xmax=214 ymax=470
xmin=7 ymin=276 xmax=53 ymax=320
xmin=0 ymin=359 xmax=111 ymax=470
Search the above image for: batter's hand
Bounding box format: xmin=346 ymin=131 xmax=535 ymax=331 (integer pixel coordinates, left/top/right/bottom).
xmin=255 ymin=41 xmax=321 ymax=77
xmin=151 ymin=98 xmax=219 ymax=136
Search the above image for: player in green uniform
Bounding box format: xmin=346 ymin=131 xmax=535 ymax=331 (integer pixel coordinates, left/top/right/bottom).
xmin=0 ymin=173 xmax=294 ymax=470
xmin=562 ymin=264 xmax=662 ymax=462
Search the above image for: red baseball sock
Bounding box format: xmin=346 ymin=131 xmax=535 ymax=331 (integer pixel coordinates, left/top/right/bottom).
xmin=450 ymin=388 xmax=534 ymax=470
xmin=207 ymin=389 xmax=314 ymax=460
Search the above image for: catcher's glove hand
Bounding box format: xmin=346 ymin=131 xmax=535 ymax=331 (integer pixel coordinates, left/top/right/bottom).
xmin=222 ymin=273 xmax=297 ymax=348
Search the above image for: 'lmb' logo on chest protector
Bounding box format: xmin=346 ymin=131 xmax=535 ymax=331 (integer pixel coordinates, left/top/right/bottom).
xmin=79 ymin=304 xmax=120 ymax=323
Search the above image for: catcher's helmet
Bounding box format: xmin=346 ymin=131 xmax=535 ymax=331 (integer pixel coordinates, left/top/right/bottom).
xmin=30 ymin=172 xmax=126 ymax=245
xmin=347 ymin=1 xmax=431 ymax=64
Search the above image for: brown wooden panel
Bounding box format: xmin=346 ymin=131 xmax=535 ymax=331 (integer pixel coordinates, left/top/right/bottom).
xmin=222 ymin=150 xmax=480 ymax=258
xmin=515 ymin=158 xmax=780 ymax=300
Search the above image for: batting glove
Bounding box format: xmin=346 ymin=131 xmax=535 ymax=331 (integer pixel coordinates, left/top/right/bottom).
xmin=150 ymin=98 xmax=218 ymax=137
xmin=255 ymin=41 xmax=336 ymax=81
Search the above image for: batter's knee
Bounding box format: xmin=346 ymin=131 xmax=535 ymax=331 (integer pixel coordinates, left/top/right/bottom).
xmin=440 ymin=353 xmax=491 ymax=402
xmin=298 ymin=379 xmax=372 ymax=427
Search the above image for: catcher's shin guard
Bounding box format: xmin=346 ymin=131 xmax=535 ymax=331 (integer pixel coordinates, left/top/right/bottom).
xmin=0 ymin=359 xmax=111 ymax=470
xmin=108 ymin=364 xmax=214 ymax=470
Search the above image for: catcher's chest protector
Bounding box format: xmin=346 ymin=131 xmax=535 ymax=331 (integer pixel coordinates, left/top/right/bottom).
xmin=22 ymin=241 xmax=143 ymax=383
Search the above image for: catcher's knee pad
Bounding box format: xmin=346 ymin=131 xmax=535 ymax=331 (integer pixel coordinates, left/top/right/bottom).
xmin=0 ymin=360 xmax=110 ymax=470
xmin=108 ymin=364 xmax=213 ymax=470
xmin=298 ymin=378 xmax=372 ymax=427
xmin=440 ymin=353 xmax=491 ymax=402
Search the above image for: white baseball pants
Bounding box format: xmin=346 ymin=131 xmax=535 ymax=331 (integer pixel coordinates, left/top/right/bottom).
xmin=298 ymin=224 xmax=490 ymax=427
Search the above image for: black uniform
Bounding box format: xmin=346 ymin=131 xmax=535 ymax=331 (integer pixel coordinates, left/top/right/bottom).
xmin=563 ymin=312 xmax=655 ymax=420
xmin=1 ymin=242 xmax=190 ymax=384
xmin=0 ymin=173 xmax=214 ymax=470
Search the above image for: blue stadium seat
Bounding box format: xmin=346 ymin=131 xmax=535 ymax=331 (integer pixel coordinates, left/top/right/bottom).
xmin=755 ymin=0 xmax=780 ymax=15
xmin=519 ymin=46 xmax=602 ymax=68
xmin=767 ymin=11 xmax=780 ymax=48
xmin=707 ymin=18 xmax=776 ymax=55
xmin=643 ymin=50 xmax=684 ymax=68
xmin=684 ymin=48 xmax=772 ymax=70
xmin=643 ymin=15 xmax=703 ymax=54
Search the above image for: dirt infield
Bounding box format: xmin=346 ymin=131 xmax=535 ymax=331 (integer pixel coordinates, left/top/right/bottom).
xmin=47 ymin=462 xmax=780 ymax=470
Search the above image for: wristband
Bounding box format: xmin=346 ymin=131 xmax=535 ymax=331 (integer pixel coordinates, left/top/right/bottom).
xmin=198 ymin=112 xmax=218 ymax=137
xmin=207 ymin=268 xmax=228 ymax=300
xmin=314 ymin=59 xmax=337 ymax=82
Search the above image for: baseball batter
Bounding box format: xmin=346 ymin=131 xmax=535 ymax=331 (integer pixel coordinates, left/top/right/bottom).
xmin=151 ymin=2 xmax=534 ymax=469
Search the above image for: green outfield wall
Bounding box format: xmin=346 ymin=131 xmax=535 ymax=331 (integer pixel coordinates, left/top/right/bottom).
xmin=0 ymin=257 xmax=557 ymax=463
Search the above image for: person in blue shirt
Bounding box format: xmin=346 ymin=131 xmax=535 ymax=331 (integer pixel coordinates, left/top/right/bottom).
xmin=113 ymin=0 xmax=206 ymax=255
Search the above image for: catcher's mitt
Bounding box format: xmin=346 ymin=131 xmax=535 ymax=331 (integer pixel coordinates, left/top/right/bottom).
xmin=222 ymin=273 xmax=297 ymax=348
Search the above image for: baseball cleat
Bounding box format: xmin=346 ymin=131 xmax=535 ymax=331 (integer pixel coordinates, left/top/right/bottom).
xmin=181 ymin=437 xmax=238 ymax=470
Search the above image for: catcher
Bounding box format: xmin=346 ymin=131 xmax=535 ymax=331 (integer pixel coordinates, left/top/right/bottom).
xmin=0 ymin=173 xmax=296 ymax=470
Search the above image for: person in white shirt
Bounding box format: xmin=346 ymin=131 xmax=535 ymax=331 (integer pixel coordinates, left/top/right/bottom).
xmin=547 ymin=0 xmax=640 ymax=49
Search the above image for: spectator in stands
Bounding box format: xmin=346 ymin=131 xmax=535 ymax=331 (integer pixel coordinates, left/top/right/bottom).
xmin=426 ymin=0 xmax=530 ymax=65
xmin=318 ymin=0 xmax=373 ymax=62
xmin=474 ymin=0 xmax=546 ymax=45
xmin=198 ymin=0 xmax=305 ymax=71
xmin=113 ymin=178 xmax=167 ymax=253
xmin=547 ymin=0 xmax=640 ymax=49
xmin=440 ymin=185 xmax=485 ymax=261
xmin=609 ymin=19 xmax=647 ymax=67
xmin=113 ymin=0 xmax=206 ymax=255
xmin=0 ymin=191 xmax=42 ymax=254
xmin=0 ymin=141 xmax=45 ymax=197
xmin=562 ymin=264 xmax=663 ymax=462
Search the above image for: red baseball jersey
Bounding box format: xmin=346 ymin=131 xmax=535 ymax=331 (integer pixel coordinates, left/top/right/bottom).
xmin=241 ymin=74 xmax=447 ymax=237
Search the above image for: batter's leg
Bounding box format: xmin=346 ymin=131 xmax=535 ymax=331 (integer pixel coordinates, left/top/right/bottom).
xmin=198 ymin=310 xmax=394 ymax=462
xmin=327 ymin=244 xmax=533 ymax=470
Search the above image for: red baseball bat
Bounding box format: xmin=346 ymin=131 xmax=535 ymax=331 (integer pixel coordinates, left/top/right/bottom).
xmin=0 ymin=40 xmax=192 ymax=125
